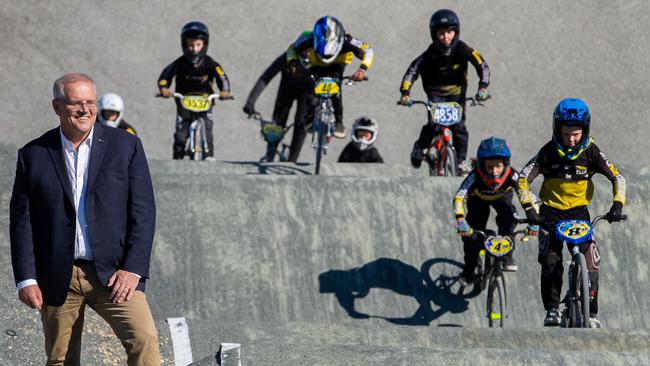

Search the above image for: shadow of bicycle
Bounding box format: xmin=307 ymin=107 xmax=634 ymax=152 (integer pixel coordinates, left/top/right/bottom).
xmin=319 ymin=257 xmax=481 ymax=326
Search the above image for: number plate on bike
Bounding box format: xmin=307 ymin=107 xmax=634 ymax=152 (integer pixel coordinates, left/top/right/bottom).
xmin=181 ymin=95 xmax=211 ymax=112
xmin=313 ymin=78 xmax=340 ymax=96
xmin=430 ymin=102 xmax=463 ymax=126
xmin=261 ymin=123 xmax=284 ymax=143
xmin=484 ymin=236 xmax=514 ymax=257
xmin=556 ymin=220 xmax=593 ymax=244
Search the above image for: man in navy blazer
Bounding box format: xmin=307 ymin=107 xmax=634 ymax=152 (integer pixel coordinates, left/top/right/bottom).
xmin=10 ymin=73 xmax=160 ymax=365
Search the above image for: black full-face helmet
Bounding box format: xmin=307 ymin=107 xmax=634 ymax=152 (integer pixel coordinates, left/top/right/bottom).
xmin=430 ymin=9 xmax=460 ymax=56
xmin=181 ymin=21 xmax=209 ymax=64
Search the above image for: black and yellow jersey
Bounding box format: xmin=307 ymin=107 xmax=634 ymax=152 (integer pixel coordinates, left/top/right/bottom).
xmin=287 ymin=33 xmax=374 ymax=77
xmin=517 ymin=140 xmax=626 ymax=211
xmin=117 ymin=120 xmax=137 ymax=136
xmin=453 ymin=168 xmax=521 ymax=218
xmin=400 ymin=41 xmax=489 ymax=97
xmin=158 ymin=55 xmax=230 ymax=95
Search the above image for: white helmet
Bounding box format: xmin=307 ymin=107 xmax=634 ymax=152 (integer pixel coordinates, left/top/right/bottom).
xmin=351 ymin=116 xmax=378 ymax=151
xmin=98 ymin=93 xmax=124 ymax=128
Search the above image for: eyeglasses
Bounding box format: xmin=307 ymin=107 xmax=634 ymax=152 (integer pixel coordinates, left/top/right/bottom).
xmin=60 ymin=99 xmax=97 ymax=111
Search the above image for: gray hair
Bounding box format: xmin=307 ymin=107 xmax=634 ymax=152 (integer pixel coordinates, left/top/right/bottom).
xmin=52 ymin=73 xmax=95 ymax=100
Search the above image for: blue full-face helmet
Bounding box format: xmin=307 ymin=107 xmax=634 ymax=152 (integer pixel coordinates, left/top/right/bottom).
xmin=313 ymin=16 xmax=345 ymax=64
xmin=552 ymin=98 xmax=592 ymax=160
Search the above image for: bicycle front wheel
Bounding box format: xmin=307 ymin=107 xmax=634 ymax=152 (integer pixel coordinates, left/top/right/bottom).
xmin=441 ymin=144 xmax=457 ymax=176
xmin=194 ymin=121 xmax=204 ymax=161
xmin=487 ymin=273 xmax=506 ymax=327
xmin=568 ymin=254 xmax=590 ymax=328
xmin=314 ymin=121 xmax=326 ymax=175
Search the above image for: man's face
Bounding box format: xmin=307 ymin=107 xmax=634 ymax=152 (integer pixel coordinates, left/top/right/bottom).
xmin=435 ymin=28 xmax=456 ymax=46
xmin=185 ymin=38 xmax=205 ymax=54
xmin=52 ymin=81 xmax=97 ymax=137
xmin=560 ymin=125 xmax=583 ymax=147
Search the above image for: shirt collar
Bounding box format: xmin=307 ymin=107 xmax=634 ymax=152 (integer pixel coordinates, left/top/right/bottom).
xmin=60 ymin=126 xmax=94 ymax=151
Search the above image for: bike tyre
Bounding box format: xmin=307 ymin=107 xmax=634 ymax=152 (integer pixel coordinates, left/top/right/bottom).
xmin=576 ymin=253 xmax=590 ymax=328
xmin=314 ymin=121 xmax=325 ymax=175
xmin=442 ymin=144 xmax=457 ymax=176
xmin=194 ymin=120 xmax=203 ymax=161
xmin=487 ymin=274 xmax=506 ymax=328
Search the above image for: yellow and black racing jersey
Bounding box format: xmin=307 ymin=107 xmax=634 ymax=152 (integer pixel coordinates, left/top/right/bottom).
xmin=286 ymin=33 xmax=374 ymax=76
xmin=517 ymin=140 xmax=626 ymax=211
xmin=453 ymin=168 xmax=522 ymax=218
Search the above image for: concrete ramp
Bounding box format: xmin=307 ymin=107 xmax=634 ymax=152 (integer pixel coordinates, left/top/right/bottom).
xmin=144 ymin=162 xmax=650 ymax=361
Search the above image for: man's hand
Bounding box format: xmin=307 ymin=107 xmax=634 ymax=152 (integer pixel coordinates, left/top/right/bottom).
xmin=398 ymin=94 xmax=412 ymax=106
xmin=159 ymin=88 xmax=172 ymax=98
xmin=456 ymin=218 xmax=472 ymax=237
xmin=107 ymin=270 xmax=140 ymax=303
xmin=19 ymin=285 xmax=43 ymax=310
xmin=351 ymin=68 xmax=366 ymax=82
xmin=476 ymin=88 xmax=490 ymax=101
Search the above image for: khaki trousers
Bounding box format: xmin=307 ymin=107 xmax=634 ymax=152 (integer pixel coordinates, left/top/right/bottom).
xmin=40 ymin=262 xmax=160 ymax=366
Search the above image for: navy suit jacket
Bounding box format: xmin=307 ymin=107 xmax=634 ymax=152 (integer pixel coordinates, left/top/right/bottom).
xmin=10 ymin=123 xmax=156 ymax=306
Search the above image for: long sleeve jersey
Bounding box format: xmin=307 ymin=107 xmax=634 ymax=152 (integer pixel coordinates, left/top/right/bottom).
xmin=517 ymin=140 xmax=626 ymax=211
xmin=400 ymin=42 xmax=489 ymax=97
xmin=287 ymin=32 xmax=374 ymax=77
xmin=453 ymin=167 xmax=522 ymax=218
xmin=158 ymin=55 xmax=230 ymax=95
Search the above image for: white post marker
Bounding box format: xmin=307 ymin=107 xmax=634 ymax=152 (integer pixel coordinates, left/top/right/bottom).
xmin=167 ymin=317 xmax=193 ymax=366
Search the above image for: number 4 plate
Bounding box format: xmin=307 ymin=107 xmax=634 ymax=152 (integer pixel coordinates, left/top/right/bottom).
xmin=431 ymin=102 xmax=463 ymax=126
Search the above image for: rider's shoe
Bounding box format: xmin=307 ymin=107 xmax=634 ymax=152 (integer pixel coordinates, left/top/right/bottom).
xmin=333 ymin=123 xmax=346 ymax=139
xmin=410 ymin=143 xmax=424 ymax=169
xmin=204 ymin=156 xmax=217 ymax=162
xmin=502 ymin=255 xmax=518 ymax=272
xmin=457 ymin=159 xmax=473 ymax=175
xmin=544 ymin=308 xmax=562 ymax=327
xmin=589 ymin=314 xmax=603 ymax=329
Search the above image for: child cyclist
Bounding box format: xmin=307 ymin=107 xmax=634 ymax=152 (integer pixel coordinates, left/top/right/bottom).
xmin=517 ymin=98 xmax=626 ymax=328
xmin=158 ymin=21 xmax=231 ymax=160
xmin=398 ymin=9 xmax=490 ymax=174
xmin=97 ymin=93 xmax=137 ymax=136
xmin=453 ymin=137 xmax=536 ymax=284
xmin=338 ymin=116 xmax=384 ymax=163
xmin=287 ymin=15 xmax=374 ymax=139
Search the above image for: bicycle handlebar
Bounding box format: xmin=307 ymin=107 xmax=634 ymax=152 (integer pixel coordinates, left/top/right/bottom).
xmin=155 ymin=92 xmax=234 ymax=101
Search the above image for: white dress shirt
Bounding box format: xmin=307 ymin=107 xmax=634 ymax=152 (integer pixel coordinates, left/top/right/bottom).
xmin=17 ymin=128 xmax=94 ymax=290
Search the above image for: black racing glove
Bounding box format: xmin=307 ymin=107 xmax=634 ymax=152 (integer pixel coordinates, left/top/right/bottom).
xmin=243 ymin=103 xmax=257 ymax=117
xmin=605 ymin=201 xmax=623 ymax=223
xmin=525 ymin=206 xmax=541 ymax=225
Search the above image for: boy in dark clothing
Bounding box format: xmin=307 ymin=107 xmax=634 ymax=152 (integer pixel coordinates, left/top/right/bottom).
xmin=517 ymin=98 xmax=626 ymax=328
xmin=399 ymin=9 xmax=490 ymax=174
xmin=243 ymin=31 xmax=313 ymax=162
xmin=158 ymin=21 xmax=231 ymax=159
xmin=338 ymin=117 xmax=383 ymax=163
xmin=287 ymin=16 xmax=373 ymax=139
xmin=453 ymin=137 xmax=535 ymax=284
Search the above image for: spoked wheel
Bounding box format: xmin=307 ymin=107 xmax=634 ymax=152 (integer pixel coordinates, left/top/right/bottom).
xmin=314 ymin=121 xmax=326 ymax=175
xmin=441 ymin=144 xmax=458 ymax=176
xmin=487 ymin=273 xmax=506 ymax=327
xmin=569 ymin=254 xmax=590 ymax=328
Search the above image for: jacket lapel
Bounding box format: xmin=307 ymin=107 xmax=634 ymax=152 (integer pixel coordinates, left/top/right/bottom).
xmin=46 ymin=128 xmax=75 ymax=208
xmin=86 ymin=123 xmax=107 ymax=194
